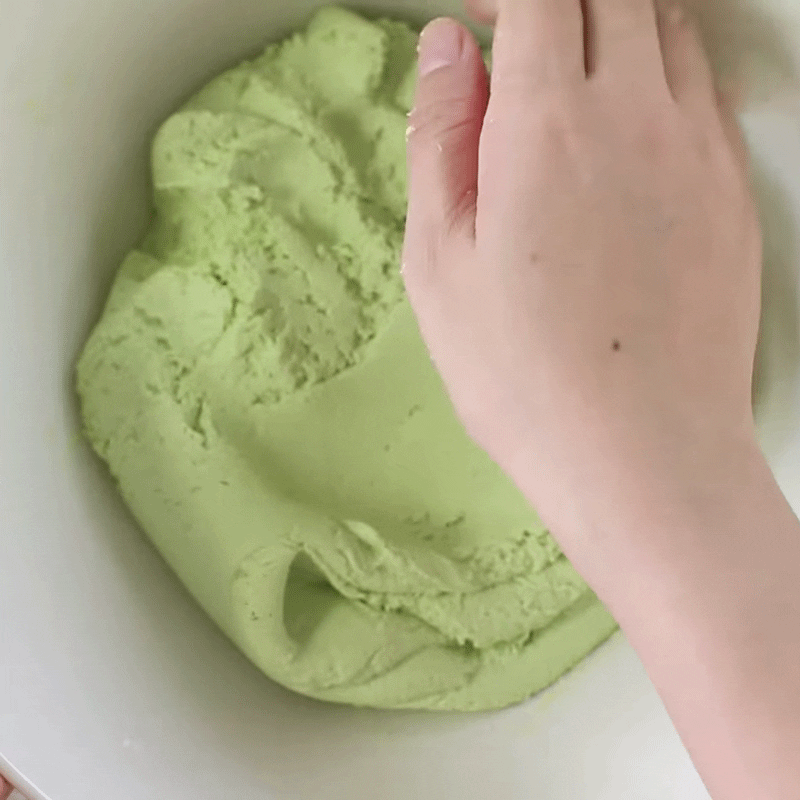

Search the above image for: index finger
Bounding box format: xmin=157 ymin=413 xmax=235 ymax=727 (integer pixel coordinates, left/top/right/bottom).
xmin=491 ymin=0 xmax=587 ymax=93
xmin=587 ymin=0 xmax=665 ymax=84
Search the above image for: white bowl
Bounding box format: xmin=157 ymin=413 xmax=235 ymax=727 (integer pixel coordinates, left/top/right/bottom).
xmin=3 ymin=2 xmax=800 ymax=798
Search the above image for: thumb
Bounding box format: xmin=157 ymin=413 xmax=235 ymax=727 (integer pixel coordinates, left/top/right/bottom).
xmin=403 ymin=18 xmax=489 ymax=285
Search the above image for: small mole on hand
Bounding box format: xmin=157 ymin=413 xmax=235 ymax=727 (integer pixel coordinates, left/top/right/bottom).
xmin=612 ymin=339 xmax=621 ymax=352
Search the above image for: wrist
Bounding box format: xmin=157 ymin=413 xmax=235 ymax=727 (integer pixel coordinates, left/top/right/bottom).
xmin=570 ymin=436 xmax=800 ymax=800
xmin=513 ymin=423 xmax=772 ymax=592
xmin=570 ymin=435 xmax=798 ymax=627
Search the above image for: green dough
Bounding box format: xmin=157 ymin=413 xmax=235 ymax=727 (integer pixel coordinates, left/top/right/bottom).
xmin=77 ymin=6 xmax=617 ymax=710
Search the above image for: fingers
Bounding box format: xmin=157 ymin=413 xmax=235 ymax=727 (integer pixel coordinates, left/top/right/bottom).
xmin=587 ymin=0 xmax=666 ymax=85
xmin=655 ymin=2 xmax=750 ymax=174
xmin=403 ymin=19 xmax=489 ymax=285
xmin=491 ymin=0 xmax=586 ymax=94
xmin=657 ymin=2 xmax=716 ymax=113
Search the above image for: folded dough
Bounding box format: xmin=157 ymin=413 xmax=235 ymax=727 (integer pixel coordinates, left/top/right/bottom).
xmin=86 ymin=2 xmax=800 ymax=710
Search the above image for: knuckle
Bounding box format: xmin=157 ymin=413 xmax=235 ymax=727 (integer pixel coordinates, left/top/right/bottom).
xmin=408 ymin=95 xmax=477 ymax=143
xmin=492 ymin=87 xmax=579 ymax=135
xmin=517 ymin=105 xmax=576 ymax=161
xmin=403 ymin=226 xmax=447 ymax=285
xmin=537 ymin=108 xmax=573 ymax=145
xmin=443 ymin=186 xmax=478 ymax=239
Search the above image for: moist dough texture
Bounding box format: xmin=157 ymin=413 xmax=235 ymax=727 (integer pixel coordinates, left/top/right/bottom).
xmin=77 ymin=6 xmax=617 ymax=710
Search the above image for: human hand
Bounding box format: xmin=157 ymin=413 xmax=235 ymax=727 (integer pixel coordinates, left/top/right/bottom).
xmin=403 ymin=0 xmax=762 ymax=576
xmin=1 ymin=776 xmax=14 ymax=800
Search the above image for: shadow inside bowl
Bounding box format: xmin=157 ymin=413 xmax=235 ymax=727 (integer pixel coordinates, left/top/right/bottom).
xmin=51 ymin=4 xmax=800 ymax=799
xmin=752 ymin=157 xmax=800 ymax=459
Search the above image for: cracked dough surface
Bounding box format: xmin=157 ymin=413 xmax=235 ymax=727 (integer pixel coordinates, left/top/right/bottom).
xmin=77 ymin=5 xmax=617 ymax=710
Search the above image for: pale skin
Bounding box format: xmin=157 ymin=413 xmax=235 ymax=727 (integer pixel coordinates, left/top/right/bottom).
xmin=405 ymin=1 xmax=800 ymax=799
xmin=2 ymin=5 xmax=798 ymax=800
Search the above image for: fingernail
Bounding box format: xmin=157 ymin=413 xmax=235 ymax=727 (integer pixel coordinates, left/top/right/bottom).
xmin=418 ymin=18 xmax=464 ymax=76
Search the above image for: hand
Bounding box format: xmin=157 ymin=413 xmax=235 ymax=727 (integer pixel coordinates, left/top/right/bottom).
xmin=403 ymin=0 xmax=761 ymax=574
xmin=405 ymin=6 xmax=800 ymax=800
xmin=1 ymin=776 xmax=14 ymax=800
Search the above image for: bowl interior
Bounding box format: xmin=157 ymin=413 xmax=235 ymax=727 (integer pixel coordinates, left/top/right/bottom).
xmin=3 ymin=2 xmax=800 ymax=799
